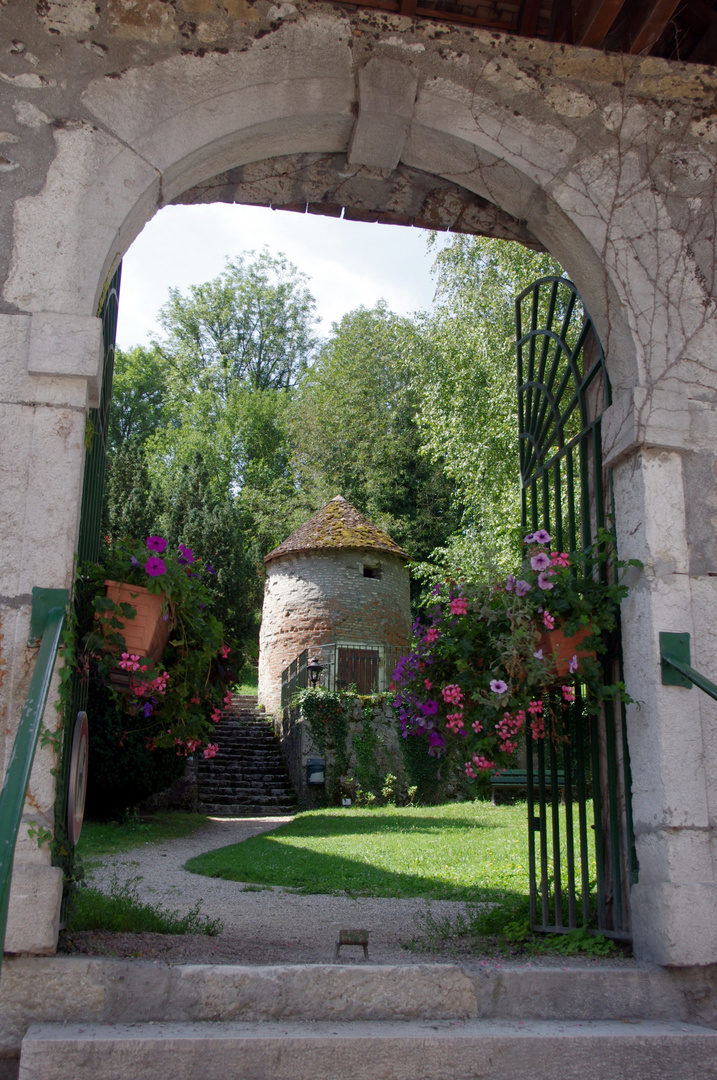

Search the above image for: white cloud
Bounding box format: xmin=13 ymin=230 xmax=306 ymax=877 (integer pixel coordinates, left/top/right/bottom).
xmin=115 ymin=203 xmax=451 ymax=350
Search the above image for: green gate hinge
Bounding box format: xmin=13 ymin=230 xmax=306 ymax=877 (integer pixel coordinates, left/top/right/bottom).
xmin=28 ymin=587 xmax=70 ymax=647
xmin=660 ymin=631 xmax=692 ymax=688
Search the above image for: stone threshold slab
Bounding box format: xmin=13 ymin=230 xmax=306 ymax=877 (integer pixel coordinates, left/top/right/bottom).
xmin=20 ymin=1019 xmax=717 ymax=1080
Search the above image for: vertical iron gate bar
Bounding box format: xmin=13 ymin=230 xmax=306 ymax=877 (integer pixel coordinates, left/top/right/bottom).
xmin=516 ymin=275 xmax=635 ymax=939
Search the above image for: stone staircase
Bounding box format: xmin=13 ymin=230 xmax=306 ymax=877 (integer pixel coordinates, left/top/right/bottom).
xmin=3 ymin=959 xmax=716 ymax=1079
xmin=196 ymin=695 xmax=297 ymax=816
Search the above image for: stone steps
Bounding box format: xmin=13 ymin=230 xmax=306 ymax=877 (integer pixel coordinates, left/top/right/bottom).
xmin=20 ymin=1018 xmax=717 ymax=1080
xmin=6 ymin=959 xmax=716 ymax=1079
xmin=196 ymin=695 xmax=297 ymax=817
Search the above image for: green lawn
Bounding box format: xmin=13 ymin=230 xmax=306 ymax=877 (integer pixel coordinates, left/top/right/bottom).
xmin=77 ymin=812 xmax=209 ymax=866
xmin=185 ymin=802 xmax=530 ymax=902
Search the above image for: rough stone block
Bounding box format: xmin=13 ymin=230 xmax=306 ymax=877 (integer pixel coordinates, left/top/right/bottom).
xmin=4 ymin=126 xmax=160 ymax=316
xmin=348 ymin=58 xmax=418 ymax=171
xmin=27 ymin=314 xmax=102 ymax=406
xmin=4 ymin=866 xmax=63 ymax=956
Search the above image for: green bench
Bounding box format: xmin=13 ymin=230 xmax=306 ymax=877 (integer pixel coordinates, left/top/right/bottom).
xmin=490 ymin=768 xmax=566 ymax=803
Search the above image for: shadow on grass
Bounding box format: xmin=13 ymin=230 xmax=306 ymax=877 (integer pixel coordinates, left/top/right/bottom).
xmin=261 ymin=811 xmax=508 ymax=838
xmin=184 ymin=810 xmax=523 ymax=902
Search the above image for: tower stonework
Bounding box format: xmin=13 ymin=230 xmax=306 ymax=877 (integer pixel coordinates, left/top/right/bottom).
xmin=258 ymin=496 xmax=411 ymax=717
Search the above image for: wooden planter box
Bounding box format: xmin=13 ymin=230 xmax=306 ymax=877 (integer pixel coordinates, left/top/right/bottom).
xmin=537 ymin=624 xmax=594 ymax=679
xmin=103 ymin=580 xmax=173 ymax=664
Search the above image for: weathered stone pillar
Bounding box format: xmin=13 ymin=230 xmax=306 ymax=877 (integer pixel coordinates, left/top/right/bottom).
xmin=604 ymin=390 xmax=717 ymax=966
xmin=0 ymin=311 xmax=101 ymax=954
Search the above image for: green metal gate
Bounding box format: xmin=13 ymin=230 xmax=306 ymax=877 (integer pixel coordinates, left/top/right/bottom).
xmin=516 ymin=275 xmax=637 ymax=940
xmin=53 ymin=264 xmax=121 ymax=873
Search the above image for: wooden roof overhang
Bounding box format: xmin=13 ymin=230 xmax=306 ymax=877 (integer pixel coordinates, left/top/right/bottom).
xmin=328 ymin=0 xmax=717 ymax=65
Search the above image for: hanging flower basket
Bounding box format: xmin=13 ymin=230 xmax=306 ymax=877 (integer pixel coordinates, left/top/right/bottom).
xmin=101 ymin=581 xmax=173 ymax=685
xmin=537 ymin=624 xmax=595 ymax=679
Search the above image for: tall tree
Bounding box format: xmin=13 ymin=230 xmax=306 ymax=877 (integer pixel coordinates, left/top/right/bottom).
xmin=154 ymin=248 xmax=318 ymax=400
xmin=291 ymin=303 xmax=462 ymax=563
xmin=414 ymin=236 xmax=564 ymax=576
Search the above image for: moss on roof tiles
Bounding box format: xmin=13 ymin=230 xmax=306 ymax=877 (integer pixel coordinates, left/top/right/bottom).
xmin=264 ymin=495 xmax=409 ymax=564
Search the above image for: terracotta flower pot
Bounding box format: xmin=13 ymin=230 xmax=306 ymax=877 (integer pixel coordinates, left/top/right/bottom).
xmin=102 ymin=580 xmax=173 ymax=663
xmin=538 ymin=624 xmax=595 ymax=679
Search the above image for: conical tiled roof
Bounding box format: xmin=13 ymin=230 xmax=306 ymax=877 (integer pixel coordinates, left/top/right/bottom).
xmin=264 ymin=495 xmax=409 ymax=564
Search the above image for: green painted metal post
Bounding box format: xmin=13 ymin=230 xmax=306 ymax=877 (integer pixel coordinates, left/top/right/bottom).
xmin=0 ymin=588 xmax=68 ymax=967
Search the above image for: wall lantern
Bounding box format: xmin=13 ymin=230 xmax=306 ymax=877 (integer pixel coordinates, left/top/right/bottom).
xmin=307 ymin=656 xmax=324 ymax=688
xmin=307 ymin=758 xmax=326 ymax=785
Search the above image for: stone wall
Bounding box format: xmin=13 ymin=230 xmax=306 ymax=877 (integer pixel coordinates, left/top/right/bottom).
xmin=277 ymin=695 xmax=407 ymax=807
xmin=258 ymin=548 xmax=411 ymax=718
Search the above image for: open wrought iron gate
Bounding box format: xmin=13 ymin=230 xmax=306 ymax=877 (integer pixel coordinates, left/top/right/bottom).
xmin=516 ymin=275 xmax=637 ymax=940
xmin=53 ymin=264 xmax=121 ymax=879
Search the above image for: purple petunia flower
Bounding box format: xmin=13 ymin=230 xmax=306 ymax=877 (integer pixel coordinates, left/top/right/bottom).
xmin=145 ymin=556 xmax=166 ymax=577
xmin=505 ymin=574 xmax=515 ymax=592
xmin=533 ymin=649 xmax=544 ymax=660
xmin=532 ymin=529 xmax=551 ymax=545
xmin=531 ymin=552 xmax=551 ymax=572
xmin=490 ymin=679 xmax=508 ymax=694
xmin=205 ymin=563 xmax=215 ymax=575
xmin=146 ymin=536 xmax=168 ymax=554
xmin=177 ymin=543 xmax=195 ymax=565
xmin=524 ymin=532 xmax=535 ymax=544
xmin=569 ymin=654 xmax=579 ymax=674
xmin=537 ymin=572 xmax=555 ymax=590
xmin=130 ymin=555 xmax=140 ymax=567
xmin=515 ymin=579 xmax=531 ymax=596
xmin=420 ymin=699 xmax=439 ymax=716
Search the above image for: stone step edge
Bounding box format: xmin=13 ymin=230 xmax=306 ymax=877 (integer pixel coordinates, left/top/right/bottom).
xmin=0 ymin=959 xmax=700 ymax=1028
xmin=20 ymin=1019 xmax=717 ymax=1080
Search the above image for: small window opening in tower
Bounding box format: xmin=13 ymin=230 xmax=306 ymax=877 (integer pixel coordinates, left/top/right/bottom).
xmin=363 ymin=564 xmax=382 ymax=579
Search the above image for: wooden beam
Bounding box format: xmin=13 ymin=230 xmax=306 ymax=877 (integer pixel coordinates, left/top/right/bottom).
xmin=518 ymin=0 xmax=541 ymax=37
xmin=626 ymin=0 xmax=682 ymax=54
xmin=399 ymin=0 xmax=417 ymax=15
xmin=687 ymin=13 xmax=717 ymax=61
xmin=573 ymin=0 xmax=627 ymax=47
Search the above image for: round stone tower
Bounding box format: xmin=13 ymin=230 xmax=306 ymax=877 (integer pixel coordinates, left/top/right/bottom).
xmin=258 ymin=496 xmax=411 ymax=717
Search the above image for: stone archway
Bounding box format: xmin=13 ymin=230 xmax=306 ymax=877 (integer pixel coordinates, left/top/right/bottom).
xmin=2 ymin=2 xmax=717 ymax=967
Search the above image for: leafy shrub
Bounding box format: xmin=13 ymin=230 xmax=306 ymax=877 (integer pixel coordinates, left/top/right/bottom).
xmin=85 ymin=680 xmax=187 ymax=820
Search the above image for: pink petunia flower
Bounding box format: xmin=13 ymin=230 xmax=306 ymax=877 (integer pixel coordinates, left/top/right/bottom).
xmin=531 ymin=552 xmax=551 ymax=572
xmin=537 ymin=572 xmax=555 ymax=590
xmin=533 ymin=529 xmax=551 ymax=545
xmin=515 ymin=579 xmax=531 ymax=597
xmin=490 ymin=679 xmax=508 ymax=694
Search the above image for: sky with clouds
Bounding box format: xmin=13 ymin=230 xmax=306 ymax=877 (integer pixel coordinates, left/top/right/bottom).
xmin=115 ymin=202 xmax=452 ymax=351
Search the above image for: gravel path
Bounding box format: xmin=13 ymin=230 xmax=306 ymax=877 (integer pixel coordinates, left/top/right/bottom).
xmin=78 ymin=815 xmax=472 ymax=966
xmin=69 ymin=815 xmax=636 ymax=969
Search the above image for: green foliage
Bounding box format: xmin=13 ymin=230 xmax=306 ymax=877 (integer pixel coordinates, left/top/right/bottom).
xmin=67 ymin=875 xmax=222 ymax=935
xmin=158 ymin=453 xmax=262 ymax=647
xmin=352 ymin=701 xmax=381 ymax=794
xmin=297 ymin=687 xmax=350 ymax=794
xmin=108 ymin=345 xmax=169 ymax=454
xmin=399 ymin=728 xmax=446 ymax=803
xmin=290 ymin=303 xmax=462 ymax=564
xmin=155 ymin=248 xmax=317 ymax=395
xmin=84 ymin=682 xmax=188 ymax=820
xmin=414 ymin=236 xmax=564 ymax=576
xmin=185 ymin=802 xmax=530 ymax=901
